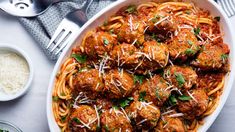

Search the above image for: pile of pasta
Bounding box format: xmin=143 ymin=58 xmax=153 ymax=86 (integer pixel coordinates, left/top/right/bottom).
xmin=52 ymin=1 xmax=230 ymax=132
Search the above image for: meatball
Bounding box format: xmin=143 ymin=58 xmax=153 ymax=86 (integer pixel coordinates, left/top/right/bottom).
xmin=178 ymin=89 xmax=209 ymax=120
xmin=147 ymin=15 xmax=176 ymax=41
xmin=69 ymin=105 xmax=98 ymax=131
xmin=155 ymin=117 xmax=185 ymax=132
xmin=191 ymin=43 xmax=229 ymax=70
xmin=167 ymin=29 xmax=199 ymax=61
xmin=110 ymin=43 xmax=141 ymax=69
xmin=74 ymin=69 xmax=104 ymax=94
xmin=164 ymin=66 xmax=197 ymax=90
xmin=142 ymin=41 xmax=169 ymax=71
xmin=101 ymin=108 xmax=132 ymax=132
xmin=104 ymin=69 xmax=135 ymax=98
xmin=82 ymin=31 xmax=117 ymax=57
xmin=126 ymin=101 xmax=161 ymax=130
xmin=117 ymin=15 xmax=145 ymax=44
xmin=137 ymin=6 xmax=176 ymax=41
xmin=139 ymin=75 xmax=171 ymax=106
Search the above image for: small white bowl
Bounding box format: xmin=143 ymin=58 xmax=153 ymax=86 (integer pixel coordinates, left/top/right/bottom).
xmin=0 ymin=120 xmax=22 ymax=132
xmin=0 ymin=44 xmax=34 ymax=101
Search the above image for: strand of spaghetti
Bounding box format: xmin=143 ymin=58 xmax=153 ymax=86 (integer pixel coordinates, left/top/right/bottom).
xmin=207 ymin=99 xmax=213 ymax=109
xmin=68 ymin=74 xmax=74 ymax=90
xmin=57 ymin=80 xmax=66 ymax=99
xmin=179 ymin=15 xmax=196 ymax=26
xmin=148 ymin=2 xmax=158 ymax=7
xmin=137 ymin=3 xmax=154 ymax=10
xmin=52 ymin=102 xmax=60 ymax=120
xmin=61 ymin=58 xmax=74 ymax=72
xmin=66 ymin=69 xmax=77 ymax=83
xmin=157 ymin=2 xmax=193 ymax=11
xmin=192 ymin=121 xmax=199 ymax=132
xmin=189 ymin=119 xmax=198 ymax=130
xmin=208 ymin=77 xmax=225 ymax=96
xmin=58 ymin=108 xmax=69 ymax=117
xmin=53 ymin=103 xmax=67 ymax=128
xmin=58 ymin=103 xmax=69 ymax=116
xmin=109 ymin=16 xmax=124 ymax=23
xmin=198 ymin=18 xmax=213 ymax=25
xmin=108 ymin=23 xmax=122 ymax=30
xmin=61 ymin=126 xmax=67 ymax=132
xmin=203 ymin=95 xmax=220 ymax=116
xmin=59 ymin=63 xmax=77 ymax=99
xmin=57 ymin=120 xmax=67 ymax=128
xmin=174 ymin=11 xmax=183 ymax=16
xmin=62 ymin=63 xmax=77 ymax=75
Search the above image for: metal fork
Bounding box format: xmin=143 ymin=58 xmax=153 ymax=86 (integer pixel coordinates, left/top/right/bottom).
xmin=216 ymin=0 xmax=235 ymax=17
xmin=47 ymin=0 xmax=93 ymax=55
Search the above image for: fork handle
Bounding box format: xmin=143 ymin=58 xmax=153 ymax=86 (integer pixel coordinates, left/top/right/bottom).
xmin=66 ymin=9 xmax=88 ymax=27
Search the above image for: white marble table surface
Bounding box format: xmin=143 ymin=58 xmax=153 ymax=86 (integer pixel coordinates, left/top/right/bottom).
xmin=0 ymin=9 xmax=234 ymax=132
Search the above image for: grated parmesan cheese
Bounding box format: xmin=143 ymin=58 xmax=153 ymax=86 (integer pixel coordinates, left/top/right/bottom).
xmin=0 ymin=51 xmax=29 ymax=94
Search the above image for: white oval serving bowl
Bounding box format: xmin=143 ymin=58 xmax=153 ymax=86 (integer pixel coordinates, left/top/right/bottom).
xmin=0 ymin=44 xmax=34 ymax=101
xmin=47 ymin=0 xmax=235 ymax=131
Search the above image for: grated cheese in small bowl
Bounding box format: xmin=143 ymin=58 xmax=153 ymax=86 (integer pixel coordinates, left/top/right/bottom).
xmin=0 ymin=45 xmax=33 ymax=101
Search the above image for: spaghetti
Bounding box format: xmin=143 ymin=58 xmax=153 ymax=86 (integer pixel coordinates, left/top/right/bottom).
xmin=52 ymin=1 xmax=230 ymax=132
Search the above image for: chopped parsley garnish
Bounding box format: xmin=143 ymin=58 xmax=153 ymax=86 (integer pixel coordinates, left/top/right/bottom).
xmin=163 ymin=69 xmax=170 ymax=79
xmin=52 ymin=96 xmax=59 ymax=102
xmin=61 ymin=116 xmax=67 ymax=122
xmin=119 ymin=97 xmax=134 ymax=108
xmin=163 ymin=121 xmax=168 ymax=125
xmin=221 ymin=54 xmax=228 ymax=60
xmin=104 ymin=125 xmax=110 ymax=131
xmin=71 ymin=54 xmax=87 ymax=64
xmin=0 ymin=129 xmax=9 ymax=132
xmin=112 ymin=105 xmax=119 ymax=110
xmin=169 ymin=95 xmax=177 ymax=105
xmin=151 ymin=33 xmax=161 ymax=42
xmin=129 ymin=50 xmax=135 ymax=55
xmin=194 ymin=27 xmax=201 ymax=35
xmin=174 ymin=72 xmax=185 ymax=87
xmin=125 ymin=5 xmax=137 ymax=14
xmin=187 ymin=40 xmax=194 ymax=45
xmin=139 ymin=91 xmax=146 ymax=101
xmin=112 ymin=97 xmax=134 ymax=108
xmin=155 ymin=88 xmax=161 ymax=101
xmin=151 ymin=15 xmax=160 ymax=23
xmin=60 ymin=93 xmax=66 ymax=96
xmin=134 ymin=75 xmax=144 ymax=84
xmin=209 ymin=96 xmax=214 ymax=101
xmin=178 ymin=95 xmax=191 ymax=101
xmin=103 ymin=20 xmax=108 ymax=26
xmin=96 ymin=126 xmax=101 ymax=131
xmin=185 ymin=10 xmax=191 ymax=15
xmin=185 ymin=48 xmax=195 ymax=55
xmin=109 ymin=29 xmax=114 ymax=34
xmin=103 ymin=38 xmax=109 ymax=45
xmin=214 ymin=16 xmax=221 ymax=22
xmin=73 ymin=117 xmax=81 ymax=124
xmin=79 ymin=67 xmax=89 ymax=72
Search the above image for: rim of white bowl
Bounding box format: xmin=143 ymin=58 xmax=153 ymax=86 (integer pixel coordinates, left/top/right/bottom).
xmin=0 ymin=44 xmax=34 ymax=101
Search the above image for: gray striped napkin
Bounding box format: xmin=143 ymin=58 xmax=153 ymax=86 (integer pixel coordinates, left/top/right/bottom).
xmin=19 ymin=0 xmax=115 ymax=61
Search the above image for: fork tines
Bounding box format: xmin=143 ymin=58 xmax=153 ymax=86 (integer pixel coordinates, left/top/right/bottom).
xmin=47 ymin=21 xmax=79 ymax=55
